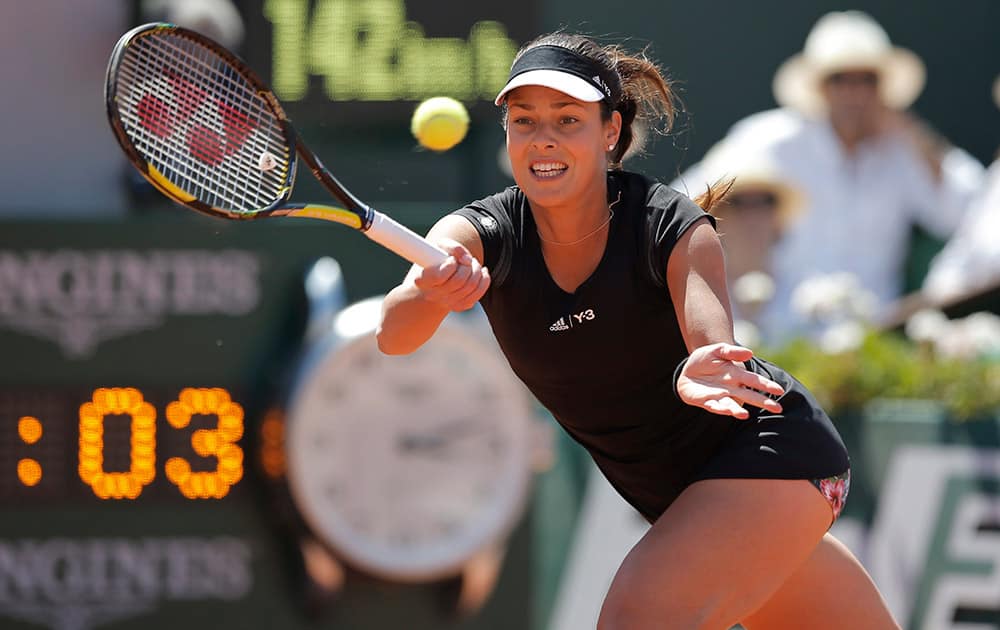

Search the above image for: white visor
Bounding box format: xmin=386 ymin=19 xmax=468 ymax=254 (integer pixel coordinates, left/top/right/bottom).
xmin=494 ymin=69 xmax=607 ymax=106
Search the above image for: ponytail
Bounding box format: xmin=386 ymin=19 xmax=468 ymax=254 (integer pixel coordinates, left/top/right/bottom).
xmin=692 ymin=178 xmax=734 ymax=214
xmin=605 ymin=46 xmax=676 ymax=167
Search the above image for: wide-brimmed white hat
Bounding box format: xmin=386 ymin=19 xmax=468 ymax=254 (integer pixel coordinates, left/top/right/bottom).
xmin=773 ymin=11 xmax=926 ymax=116
xmin=697 ymin=139 xmax=804 ymax=229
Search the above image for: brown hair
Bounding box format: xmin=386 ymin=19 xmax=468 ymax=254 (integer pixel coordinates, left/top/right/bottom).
xmin=693 ymin=179 xmax=733 ymax=214
xmin=508 ymin=33 xmax=729 ymax=212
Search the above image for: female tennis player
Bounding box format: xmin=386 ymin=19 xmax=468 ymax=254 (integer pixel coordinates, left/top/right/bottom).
xmin=378 ymin=33 xmax=899 ymax=629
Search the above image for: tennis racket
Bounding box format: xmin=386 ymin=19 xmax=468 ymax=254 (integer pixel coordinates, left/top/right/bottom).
xmin=105 ymin=22 xmax=447 ymax=268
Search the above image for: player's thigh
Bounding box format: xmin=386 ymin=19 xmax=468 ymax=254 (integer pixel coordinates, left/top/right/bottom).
xmin=740 ymin=533 xmax=900 ymax=630
xmin=597 ymin=478 xmax=832 ymax=630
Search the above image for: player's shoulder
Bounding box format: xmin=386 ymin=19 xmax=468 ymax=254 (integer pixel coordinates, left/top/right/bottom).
xmin=465 ymin=185 xmax=526 ymax=217
xmin=452 ymin=185 xmax=526 ymax=241
xmin=613 ymin=170 xmax=702 ymax=217
xmin=614 ymin=171 xmax=713 ymax=289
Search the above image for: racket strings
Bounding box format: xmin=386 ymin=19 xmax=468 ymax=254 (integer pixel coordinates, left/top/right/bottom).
xmin=115 ymin=31 xmax=292 ymax=213
xmin=126 ymin=33 xmax=283 ymax=208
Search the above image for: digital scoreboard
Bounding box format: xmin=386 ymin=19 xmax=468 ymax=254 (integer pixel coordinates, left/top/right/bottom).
xmin=0 ymin=387 xmax=245 ymax=503
xmin=242 ymin=0 xmax=537 ymax=120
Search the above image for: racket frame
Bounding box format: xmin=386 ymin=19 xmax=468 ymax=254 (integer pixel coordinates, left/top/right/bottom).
xmin=106 ymin=22 xmax=447 ymax=269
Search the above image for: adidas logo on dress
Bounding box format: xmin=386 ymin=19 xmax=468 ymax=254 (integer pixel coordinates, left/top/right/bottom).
xmin=549 ymin=317 xmax=570 ymax=332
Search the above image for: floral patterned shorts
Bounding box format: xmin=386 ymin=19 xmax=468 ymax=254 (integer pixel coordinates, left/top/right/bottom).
xmin=811 ymin=469 xmax=851 ymax=521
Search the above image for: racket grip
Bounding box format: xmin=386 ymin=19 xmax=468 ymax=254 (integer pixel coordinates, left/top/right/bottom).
xmin=364 ymin=211 xmax=449 ymax=268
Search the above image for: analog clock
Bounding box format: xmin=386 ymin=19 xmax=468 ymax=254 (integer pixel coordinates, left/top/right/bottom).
xmin=284 ymin=299 xmax=537 ymax=582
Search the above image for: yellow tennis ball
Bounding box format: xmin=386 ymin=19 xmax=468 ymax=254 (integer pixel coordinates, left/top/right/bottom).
xmin=411 ymin=97 xmax=469 ymax=152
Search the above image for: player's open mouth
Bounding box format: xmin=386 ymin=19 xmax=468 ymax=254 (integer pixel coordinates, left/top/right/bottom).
xmin=530 ymin=161 xmax=568 ymax=178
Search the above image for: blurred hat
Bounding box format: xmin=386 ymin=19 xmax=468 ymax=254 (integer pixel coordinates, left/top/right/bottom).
xmin=698 ymin=140 xmax=804 ymax=229
xmin=773 ymin=11 xmax=925 ymax=116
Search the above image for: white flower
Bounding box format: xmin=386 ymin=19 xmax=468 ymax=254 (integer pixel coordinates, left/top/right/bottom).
xmin=904 ymin=309 xmax=951 ymax=345
xmin=957 ymin=312 xmax=1000 ymax=357
xmin=818 ymin=320 xmax=866 ymax=355
xmin=791 ymin=276 xmax=831 ymax=320
xmin=791 ymin=272 xmax=875 ymax=323
xmin=906 ymin=311 xmax=1000 ymax=359
xmin=934 ymin=325 xmax=979 ymax=360
xmin=732 ymin=272 xmax=776 ymax=308
xmin=845 ymin=289 xmax=878 ymax=321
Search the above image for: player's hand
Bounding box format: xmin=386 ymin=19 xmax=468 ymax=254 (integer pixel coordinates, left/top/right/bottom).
xmin=676 ymin=343 xmax=784 ymax=419
xmin=411 ymin=239 xmax=490 ymax=312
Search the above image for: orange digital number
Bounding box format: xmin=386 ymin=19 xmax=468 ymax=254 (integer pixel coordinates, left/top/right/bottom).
xmin=17 ymin=416 xmax=43 ymax=487
xmin=164 ymin=388 xmax=244 ymax=499
xmin=78 ymin=388 xmax=157 ymax=499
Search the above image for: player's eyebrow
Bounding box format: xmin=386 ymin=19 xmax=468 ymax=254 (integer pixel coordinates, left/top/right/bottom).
xmin=507 ymin=101 xmax=584 ymax=111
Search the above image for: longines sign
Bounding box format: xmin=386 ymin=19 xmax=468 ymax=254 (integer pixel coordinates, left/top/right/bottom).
xmin=0 ymin=250 xmax=261 ymax=358
xmin=0 ymin=536 xmax=253 ymax=630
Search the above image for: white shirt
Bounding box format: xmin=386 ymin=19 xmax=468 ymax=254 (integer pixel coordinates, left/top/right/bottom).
xmin=675 ymin=108 xmax=984 ymax=341
xmin=922 ymin=159 xmax=1000 ymax=301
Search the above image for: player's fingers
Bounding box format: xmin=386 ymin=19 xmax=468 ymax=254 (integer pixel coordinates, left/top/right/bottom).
xmin=704 ymin=397 xmax=748 ymax=419
xmin=677 ymin=382 xmax=731 ymax=406
xmin=713 ymin=343 xmax=754 ymax=362
xmin=434 ymin=238 xmax=474 ymax=261
xmin=413 ymin=256 xmax=459 ymax=290
xmin=681 ymin=379 xmax=780 ymax=416
xmin=729 ymin=387 xmax=783 ymax=414
xmin=683 ymin=362 xmax=747 ymax=391
xmin=690 ymin=342 xmax=739 ymax=361
xmin=686 ymin=346 xmax=743 ymax=376
xmin=452 ymin=260 xmax=488 ymax=309
xmin=462 ymin=267 xmax=492 ymax=306
xmin=733 ymin=370 xmax=785 ymax=398
xmin=442 ymin=257 xmax=474 ymax=292
xmin=690 ymin=376 xmax=781 ymax=413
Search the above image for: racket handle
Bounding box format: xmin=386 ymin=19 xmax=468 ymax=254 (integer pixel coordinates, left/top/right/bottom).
xmin=364 ymin=211 xmax=449 ymax=268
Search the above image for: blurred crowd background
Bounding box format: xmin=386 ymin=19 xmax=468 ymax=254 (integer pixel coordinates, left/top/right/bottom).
xmin=3 ymin=0 xmax=998 ymax=346
xmin=0 ymin=1 xmax=999 ymax=630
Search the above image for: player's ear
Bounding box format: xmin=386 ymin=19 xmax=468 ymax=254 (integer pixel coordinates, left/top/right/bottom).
xmin=604 ymin=110 xmax=622 ymax=151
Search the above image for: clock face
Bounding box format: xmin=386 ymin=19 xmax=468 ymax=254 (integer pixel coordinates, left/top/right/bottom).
xmin=285 ymin=320 xmax=534 ymax=581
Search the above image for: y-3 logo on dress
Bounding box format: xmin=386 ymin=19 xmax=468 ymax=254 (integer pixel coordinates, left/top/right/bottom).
xmin=549 ymin=309 xmax=596 ymax=332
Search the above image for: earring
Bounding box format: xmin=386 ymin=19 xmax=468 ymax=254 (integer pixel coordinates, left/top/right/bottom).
xmin=607 ymin=144 xmax=615 ymax=151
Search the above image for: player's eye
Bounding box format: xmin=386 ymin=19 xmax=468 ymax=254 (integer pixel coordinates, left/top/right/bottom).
xmin=511 ymin=117 xmax=534 ymax=126
xmin=560 ymin=116 xmax=579 ymax=125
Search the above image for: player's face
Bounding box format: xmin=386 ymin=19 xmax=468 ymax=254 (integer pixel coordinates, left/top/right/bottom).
xmin=504 ymin=86 xmax=620 ymax=209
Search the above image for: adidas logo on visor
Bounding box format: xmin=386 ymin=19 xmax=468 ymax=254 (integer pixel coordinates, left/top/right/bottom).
xmin=592 ymin=75 xmax=612 ymax=97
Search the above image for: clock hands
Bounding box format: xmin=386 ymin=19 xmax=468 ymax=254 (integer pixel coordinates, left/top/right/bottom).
xmin=397 ymin=417 xmax=494 ymax=456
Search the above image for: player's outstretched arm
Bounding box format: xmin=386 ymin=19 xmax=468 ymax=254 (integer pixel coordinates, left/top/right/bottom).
xmin=666 ymin=218 xmax=784 ymax=418
xmin=377 ymin=215 xmax=489 ymax=355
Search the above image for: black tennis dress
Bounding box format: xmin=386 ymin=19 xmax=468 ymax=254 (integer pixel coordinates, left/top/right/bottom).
xmin=453 ymin=170 xmax=850 ymax=522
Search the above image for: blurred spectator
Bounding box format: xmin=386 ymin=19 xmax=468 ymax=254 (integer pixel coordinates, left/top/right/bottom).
xmin=0 ymin=0 xmax=243 ymax=218
xmin=675 ymin=10 xmax=984 ymax=338
xmin=921 ymin=75 xmax=1000 ymax=302
xmin=675 ymin=139 xmax=804 ymax=346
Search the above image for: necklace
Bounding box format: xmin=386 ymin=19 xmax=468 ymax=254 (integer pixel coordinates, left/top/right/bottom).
xmin=537 ymin=210 xmax=614 ymax=246
xmin=536 ymin=190 xmax=622 ymax=247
